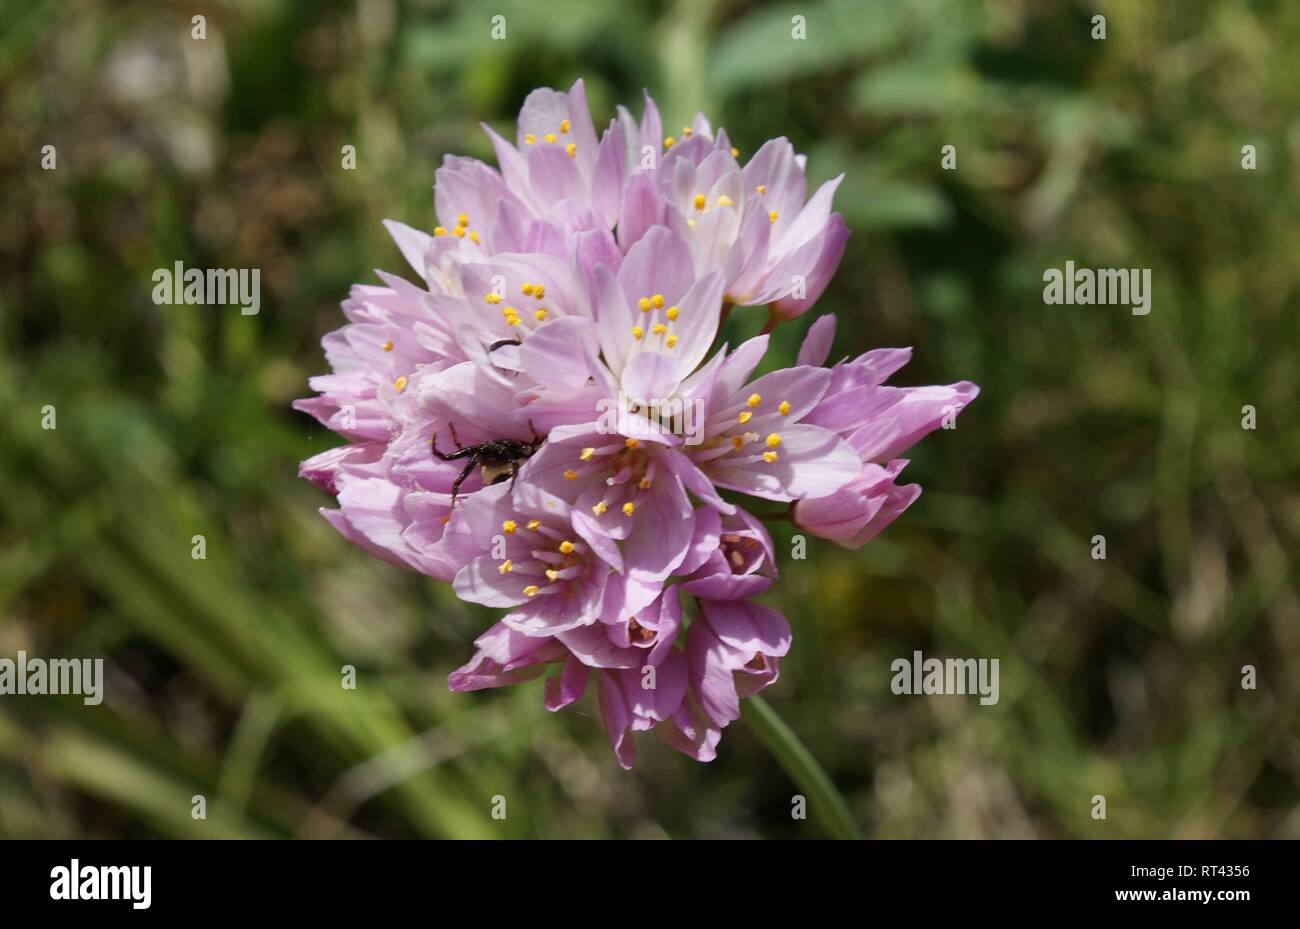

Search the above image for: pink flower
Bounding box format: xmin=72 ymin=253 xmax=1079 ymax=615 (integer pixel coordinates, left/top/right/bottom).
xmin=297 ymin=81 xmax=978 ymax=768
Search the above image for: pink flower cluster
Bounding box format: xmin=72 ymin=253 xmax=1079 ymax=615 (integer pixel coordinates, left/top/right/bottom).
xmin=297 ymin=80 xmax=977 ymax=768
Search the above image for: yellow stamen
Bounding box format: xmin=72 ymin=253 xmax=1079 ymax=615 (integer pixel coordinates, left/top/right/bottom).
xmin=526 ymin=519 xmax=541 ymax=530
xmin=731 ymin=146 xmax=740 ymax=158
xmin=651 ymin=323 xmax=667 ymax=335
xmin=762 ymin=451 xmax=778 ymax=463
xmin=737 ymin=411 xmax=752 ymax=424
xmin=665 ymin=334 xmax=677 ymax=348
xmin=468 ymin=230 xmax=479 ymax=243
xmin=533 ymin=284 xmax=545 ymax=299
xmin=558 ymin=540 xmax=575 ymax=555
xmin=434 ymin=226 xmax=446 ymax=236
xmin=452 ymin=226 xmax=466 ymax=238
xmin=651 ymin=293 xmax=664 ymax=309
xmin=565 ymin=142 xmax=576 ymax=158
xmin=457 ymin=212 xmax=469 ymax=227
xmin=731 ymin=435 xmax=744 ymax=450
xmin=560 ymin=119 xmax=570 ymax=134
xmin=523 ymin=585 xmax=540 ymax=597
xmin=498 ymin=560 xmax=513 ymax=575
xmin=746 ymin=393 xmax=762 ymax=408
xmin=638 ymin=297 xmax=650 ymax=312
xmin=756 ymin=185 xmax=766 ymax=195
xmin=546 ymin=569 xmax=559 ymax=582
xmin=521 ymin=283 xmax=536 ymax=296
xmin=534 ymin=308 xmax=547 ymax=321
xmin=631 ymin=325 xmax=643 ymax=340
xmin=765 ymin=433 xmax=782 ymax=448
xmin=393 ymin=376 xmax=408 ymax=392
xmin=592 ymin=501 xmax=607 ymax=515
xmin=543 ymin=133 xmax=557 ymax=144
xmin=778 ymin=400 xmax=791 ymax=416
xmin=638 ymin=477 xmax=651 ymax=490
xmin=716 ymin=195 xmax=734 ymax=207
xmin=485 ymin=293 xmax=502 ymax=304
xmin=580 ymin=447 xmax=595 ymax=461
xmin=622 ymin=502 xmax=635 ymax=517
xmin=502 ymin=520 xmax=517 ymax=534
xmin=665 ymin=306 xmax=679 ymax=320
xmin=693 ymin=193 xmax=706 ymax=211
xmin=524 ymin=134 xmax=536 ymax=145
xmin=683 ymin=126 xmax=693 ymax=137
xmin=768 ymin=210 xmax=779 ymax=224
xmin=664 ymin=136 xmax=675 ymax=148
xmin=624 ymin=438 xmax=639 ymax=450
xmin=381 ymin=340 xmax=394 ymax=352
xmin=563 ymin=469 xmax=578 ymax=481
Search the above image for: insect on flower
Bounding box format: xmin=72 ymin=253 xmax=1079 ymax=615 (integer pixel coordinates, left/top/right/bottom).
xmin=433 ymin=421 xmax=543 ymax=505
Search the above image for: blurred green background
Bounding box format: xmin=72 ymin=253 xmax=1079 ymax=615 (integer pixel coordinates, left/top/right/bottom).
xmin=1 ymin=0 xmax=1297 ymax=839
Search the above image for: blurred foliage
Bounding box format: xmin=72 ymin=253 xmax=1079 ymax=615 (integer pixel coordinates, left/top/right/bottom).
xmin=1 ymin=0 xmax=1297 ymax=838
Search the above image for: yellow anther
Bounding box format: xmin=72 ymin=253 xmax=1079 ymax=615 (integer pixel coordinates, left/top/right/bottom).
xmin=631 ymin=325 xmax=643 ymax=340
xmin=737 ymin=410 xmax=753 ymax=424
xmin=523 ymin=585 xmax=540 ymax=597
xmin=521 ymin=282 xmax=536 ymax=296
xmin=622 ymin=502 xmax=635 ymax=517
xmin=768 ymin=210 xmax=779 ymax=224
xmin=558 ymin=540 xmax=576 ymax=554
xmin=762 ymin=451 xmax=778 ymax=463
xmin=638 ymin=297 xmax=651 ymax=312
xmin=526 ymin=519 xmax=542 ymax=530
xmin=651 ymin=294 xmax=665 ymax=309
xmin=686 ymin=218 xmax=696 ymax=228
xmin=666 ymin=334 xmax=677 ymax=348
xmin=664 ymin=136 xmax=675 ymax=148
xmin=580 ymin=447 xmax=595 ymax=461
xmin=651 ymin=323 xmax=667 ymax=335
xmin=746 ymin=393 xmax=762 ymax=408
xmin=485 ymin=293 xmax=502 ymax=304
xmin=393 ymin=376 xmax=408 ymax=392
xmin=683 ymin=126 xmax=693 ymax=137
xmin=381 ymin=340 xmax=394 ymax=352
xmin=533 ymin=284 xmax=545 ymax=299
xmin=543 ymin=133 xmax=557 ymax=144
xmin=693 ymin=193 xmax=707 ymax=211
xmin=765 ymin=433 xmax=782 ymax=448
xmin=498 ymin=560 xmax=513 ymax=575
xmin=624 ymin=438 xmax=639 ymax=450
xmin=638 ymin=477 xmax=652 ymax=490
xmin=524 ymin=134 xmax=536 ymax=145
xmin=434 ymin=226 xmax=446 ymax=236
xmin=778 ymin=400 xmax=791 ymax=416
xmin=563 ymin=469 xmax=578 ymax=481
xmin=716 ymin=195 xmax=734 ymax=207
xmin=468 ymin=230 xmax=479 ymax=243
xmin=534 ymin=308 xmax=547 ymax=321
xmin=502 ymin=520 xmax=518 ymax=534
xmin=730 ymin=146 xmax=740 ymax=158
xmin=731 ymin=435 xmax=744 ymax=450
xmin=560 ymin=119 xmax=570 ymax=134
xmin=565 ymin=142 xmax=576 ymax=158
xmin=457 ymin=212 xmax=469 ymax=227
xmin=756 ymin=185 xmax=766 ymax=195
xmin=545 ymin=569 xmax=559 ymax=582
xmin=452 ymin=226 xmax=466 ymax=238
xmin=592 ymin=501 xmax=608 ymax=515
xmin=502 ymin=305 xmax=517 ymax=317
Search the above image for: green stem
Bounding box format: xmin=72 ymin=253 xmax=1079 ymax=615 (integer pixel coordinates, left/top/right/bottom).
xmin=742 ymin=694 xmax=863 ymax=840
